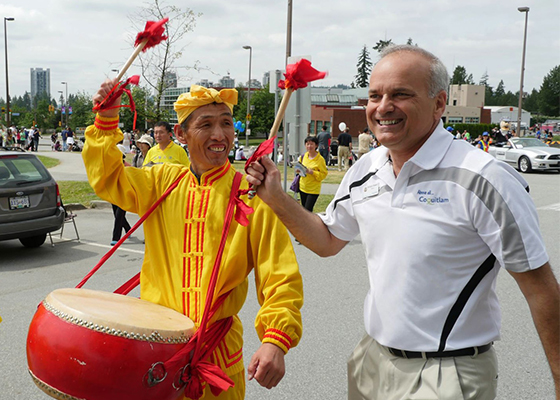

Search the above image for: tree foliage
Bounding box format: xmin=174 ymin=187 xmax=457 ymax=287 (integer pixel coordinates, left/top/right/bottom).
xmin=538 ymin=65 xmax=560 ymax=116
xmin=372 ymin=39 xmax=393 ymax=53
xmin=354 ymin=45 xmax=372 ymax=88
xmin=451 ymin=66 xmax=474 ymax=85
xmin=130 ymin=0 xmax=201 ymax=122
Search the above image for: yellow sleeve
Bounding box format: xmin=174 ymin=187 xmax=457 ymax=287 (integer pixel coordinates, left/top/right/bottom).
xmin=250 ymin=200 xmax=304 ymax=354
xmin=311 ymin=154 xmax=328 ymax=183
xmin=82 ymin=115 xmax=184 ymax=214
xmin=142 ymin=147 xmax=155 ymax=166
xmin=174 ymin=145 xmax=191 ymax=167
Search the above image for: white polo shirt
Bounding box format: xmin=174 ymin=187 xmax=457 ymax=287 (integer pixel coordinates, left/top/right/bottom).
xmin=321 ymin=121 xmax=549 ymax=352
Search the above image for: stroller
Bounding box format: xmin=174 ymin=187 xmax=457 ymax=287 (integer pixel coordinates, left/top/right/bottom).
xmin=329 ymin=140 xmax=339 ymax=166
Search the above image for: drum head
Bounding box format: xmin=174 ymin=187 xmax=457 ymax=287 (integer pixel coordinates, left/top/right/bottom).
xmin=45 ymin=288 xmax=195 ymax=340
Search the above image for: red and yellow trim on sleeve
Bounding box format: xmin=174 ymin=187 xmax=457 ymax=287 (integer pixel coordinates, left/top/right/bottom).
xmin=262 ymin=328 xmax=293 ymax=354
xmin=94 ymin=115 xmax=119 ymax=131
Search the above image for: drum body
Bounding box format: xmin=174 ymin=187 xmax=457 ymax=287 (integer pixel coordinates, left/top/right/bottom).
xmin=27 ymin=288 xmax=196 ymax=400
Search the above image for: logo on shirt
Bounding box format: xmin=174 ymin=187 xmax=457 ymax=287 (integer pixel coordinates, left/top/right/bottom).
xmin=417 ymin=189 xmax=449 ymax=205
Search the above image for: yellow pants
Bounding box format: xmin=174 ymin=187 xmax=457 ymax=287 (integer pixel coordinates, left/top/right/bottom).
xmin=185 ymin=371 xmax=245 ymax=400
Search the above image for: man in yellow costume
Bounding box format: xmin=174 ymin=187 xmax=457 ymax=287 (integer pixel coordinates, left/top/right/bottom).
xmin=83 ymin=79 xmax=303 ymax=400
xmin=143 ymin=120 xmax=190 ymax=166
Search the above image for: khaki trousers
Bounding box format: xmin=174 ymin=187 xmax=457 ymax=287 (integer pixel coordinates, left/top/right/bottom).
xmin=338 ymin=146 xmax=350 ymax=171
xmin=347 ymin=334 xmax=498 ymax=400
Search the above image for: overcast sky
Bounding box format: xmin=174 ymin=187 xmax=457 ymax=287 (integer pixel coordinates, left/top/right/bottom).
xmin=2 ymin=0 xmax=559 ymax=101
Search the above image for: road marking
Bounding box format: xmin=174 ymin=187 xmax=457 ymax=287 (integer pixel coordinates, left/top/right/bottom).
xmin=538 ymin=203 xmax=560 ymax=212
xmin=58 ymin=238 xmax=146 ymax=255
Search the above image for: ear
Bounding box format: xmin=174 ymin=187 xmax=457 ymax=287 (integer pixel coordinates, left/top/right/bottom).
xmin=174 ymin=124 xmax=187 ymax=145
xmin=434 ymin=90 xmax=447 ymax=119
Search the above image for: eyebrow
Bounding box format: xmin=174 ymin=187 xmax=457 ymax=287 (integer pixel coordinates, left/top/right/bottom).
xmin=197 ymin=112 xmax=232 ymax=120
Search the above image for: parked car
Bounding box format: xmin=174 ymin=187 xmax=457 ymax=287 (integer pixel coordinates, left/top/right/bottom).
xmin=0 ymin=148 xmax=64 ymax=247
xmin=488 ymin=137 xmax=560 ymax=173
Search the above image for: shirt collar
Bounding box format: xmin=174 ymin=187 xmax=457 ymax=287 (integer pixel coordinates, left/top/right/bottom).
xmin=407 ymin=120 xmax=454 ymax=170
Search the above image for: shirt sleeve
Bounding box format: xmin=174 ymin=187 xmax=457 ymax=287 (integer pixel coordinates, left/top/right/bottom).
xmin=472 ymin=160 xmax=549 ymax=272
xmin=250 ymin=200 xmax=304 ymax=354
xmin=83 ymin=115 xmax=183 ymax=214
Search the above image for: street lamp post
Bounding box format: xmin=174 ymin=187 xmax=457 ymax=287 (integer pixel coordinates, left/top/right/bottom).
xmin=4 ymin=17 xmax=15 ymax=125
xmin=517 ymin=6 xmax=529 ymax=136
xmin=243 ymin=45 xmax=252 ymax=148
xmin=58 ymin=91 xmax=64 ymax=127
xmin=61 ymin=81 xmax=68 ymax=126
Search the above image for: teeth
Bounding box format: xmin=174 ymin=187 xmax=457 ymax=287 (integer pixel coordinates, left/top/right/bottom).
xmin=209 ymin=146 xmax=225 ymax=152
xmin=379 ymin=120 xmax=400 ymax=126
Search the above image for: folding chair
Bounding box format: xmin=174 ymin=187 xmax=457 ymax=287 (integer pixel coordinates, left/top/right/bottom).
xmin=48 ymin=209 xmax=80 ymax=246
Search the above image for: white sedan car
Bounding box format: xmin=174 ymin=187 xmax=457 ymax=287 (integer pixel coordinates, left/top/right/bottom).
xmin=488 ymin=137 xmax=560 ymax=173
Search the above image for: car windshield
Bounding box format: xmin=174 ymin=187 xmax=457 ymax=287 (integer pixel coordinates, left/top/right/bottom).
xmin=511 ymin=138 xmax=548 ymax=148
xmin=0 ymin=156 xmax=51 ymax=188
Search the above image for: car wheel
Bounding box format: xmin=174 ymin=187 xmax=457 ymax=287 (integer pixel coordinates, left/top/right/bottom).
xmin=19 ymin=234 xmax=47 ymax=248
xmin=519 ymin=156 xmax=532 ymax=173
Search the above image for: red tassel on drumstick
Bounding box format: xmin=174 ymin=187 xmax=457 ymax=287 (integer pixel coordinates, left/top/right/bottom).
xmin=244 ymin=58 xmax=327 ymax=198
xmin=92 ymin=18 xmax=169 ymax=129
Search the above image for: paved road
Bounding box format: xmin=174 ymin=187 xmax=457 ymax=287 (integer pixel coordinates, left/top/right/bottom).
xmin=0 ymin=149 xmax=558 ymax=399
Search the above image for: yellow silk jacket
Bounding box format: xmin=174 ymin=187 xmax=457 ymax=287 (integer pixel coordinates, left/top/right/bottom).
xmin=83 ymin=116 xmax=303 ymax=377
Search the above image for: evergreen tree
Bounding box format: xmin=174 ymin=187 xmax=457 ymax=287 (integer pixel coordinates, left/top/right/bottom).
xmin=538 ymin=65 xmax=560 ymax=116
xmin=354 ymin=45 xmax=372 ymax=88
xmin=372 ymin=39 xmax=393 ymax=53
xmin=451 ymin=66 xmax=474 ymax=85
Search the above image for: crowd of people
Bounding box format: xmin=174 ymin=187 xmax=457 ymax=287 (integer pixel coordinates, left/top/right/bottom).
xmin=0 ymin=125 xmax=41 ymax=151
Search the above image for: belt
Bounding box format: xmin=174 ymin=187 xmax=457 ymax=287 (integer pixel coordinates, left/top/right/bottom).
xmin=387 ymin=343 xmax=492 ymax=359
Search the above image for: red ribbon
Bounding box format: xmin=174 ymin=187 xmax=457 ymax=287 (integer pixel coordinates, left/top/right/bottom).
xmin=135 ymin=18 xmax=169 ymax=51
xmin=91 ymin=75 xmax=140 ymax=130
xmin=243 ymin=135 xmax=277 ymax=174
xmin=278 ymin=58 xmax=327 ymax=90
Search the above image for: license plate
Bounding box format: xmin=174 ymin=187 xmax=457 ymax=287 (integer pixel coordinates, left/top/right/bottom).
xmin=9 ymin=195 xmax=30 ymax=210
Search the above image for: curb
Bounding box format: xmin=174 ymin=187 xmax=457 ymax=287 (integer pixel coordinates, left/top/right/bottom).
xmin=90 ymin=201 xmax=113 ymax=209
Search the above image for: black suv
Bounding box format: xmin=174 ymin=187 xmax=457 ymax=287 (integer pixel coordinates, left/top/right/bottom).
xmin=0 ymin=148 xmax=64 ymax=247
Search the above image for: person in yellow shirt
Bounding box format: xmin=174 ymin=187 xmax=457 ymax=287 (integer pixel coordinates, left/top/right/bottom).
xmin=83 ymin=81 xmax=303 ymax=400
xmin=298 ymin=136 xmax=328 ymax=212
xmin=143 ymin=121 xmax=190 ymax=166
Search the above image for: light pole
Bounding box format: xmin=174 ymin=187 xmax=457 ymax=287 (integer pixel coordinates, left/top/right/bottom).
xmin=4 ymin=17 xmax=14 ymax=125
xmin=517 ymin=6 xmax=529 ymax=136
xmin=61 ymin=81 xmax=68 ymax=126
xmin=243 ymin=45 xmax=252 ymax=147
xmin=58 ymin=91 xmax=64 ymax=127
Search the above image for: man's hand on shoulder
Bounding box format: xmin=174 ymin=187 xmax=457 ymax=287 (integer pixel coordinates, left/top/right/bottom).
xmin=247 ymin=343 xmax=286 ymax=389
xmin=93 ymin=78 xmax=121 ymax=119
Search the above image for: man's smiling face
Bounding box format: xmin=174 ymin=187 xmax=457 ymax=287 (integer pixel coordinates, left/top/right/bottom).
xmin=176 ymin=103 xmax=234 ymax=176
xmin=366 ymin=51 xmax=446 ymax=155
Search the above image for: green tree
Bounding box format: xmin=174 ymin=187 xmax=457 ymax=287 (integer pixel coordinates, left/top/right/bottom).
xmin=451 ymin=66 xmax=474 ymax=85
xmin=131 ymin=0 xmax=201 ymax=122
xmin=67 ymin=91 xmax=96 ymax=130
xmin=372 ymin=39 xmax=393 ymax=53
xmin=245 ymin=85 xmax=275 ymax=135
xmin=523 ymin=89 xmax=540 ymax=113
xmin=354 ymin=45 xmax=372 ymax=88
xmin=479 ymin=72 xmax=495 ymax=105
xmin=538 ymin=65 xmax=560 ymax=116
xmin=493 ymin=80 xmax=506 ymax=105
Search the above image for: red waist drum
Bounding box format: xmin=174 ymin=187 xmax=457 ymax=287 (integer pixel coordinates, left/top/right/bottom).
xmin=27 ymin=288 xmax=196 ymax=400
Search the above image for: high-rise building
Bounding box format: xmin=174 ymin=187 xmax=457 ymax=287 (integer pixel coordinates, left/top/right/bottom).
xmin=219 ymin=76 xmax=235 ymax=88
xmin=164 ymin=71 xmax=178 ymax=89
xmin=30 ymin=68 xmax=51 ymax=101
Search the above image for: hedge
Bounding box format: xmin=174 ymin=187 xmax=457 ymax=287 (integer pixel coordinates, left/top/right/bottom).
xmin=443 ymin=123 xmax=499 ymax=137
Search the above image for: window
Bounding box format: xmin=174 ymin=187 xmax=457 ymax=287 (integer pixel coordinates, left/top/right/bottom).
xmin=453 ymin=100 xmax=457 ymax=106
xmin=448 ymin=117 xmax=463 ymax=123
xmin=465 ymin=117 xmax=479 ymax=124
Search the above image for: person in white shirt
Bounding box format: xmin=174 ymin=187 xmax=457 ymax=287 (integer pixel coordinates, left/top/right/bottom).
xmin=247 ymin=44 xmax=559 ymax=399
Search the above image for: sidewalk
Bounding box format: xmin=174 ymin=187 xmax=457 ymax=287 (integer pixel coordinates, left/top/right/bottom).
xmin=38 ymin=143 xmax=340 ymax=195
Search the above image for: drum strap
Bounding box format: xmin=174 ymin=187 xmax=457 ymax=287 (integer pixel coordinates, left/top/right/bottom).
xmin=75 ymin=170 xmax=189 ymax=290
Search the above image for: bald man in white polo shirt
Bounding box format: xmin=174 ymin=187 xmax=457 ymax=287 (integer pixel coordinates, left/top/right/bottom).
xmin=247 ymin=44 xmax=559 ymax=399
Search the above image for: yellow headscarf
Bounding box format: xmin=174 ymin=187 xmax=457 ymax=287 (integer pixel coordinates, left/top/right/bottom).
xmin=174 ymin=85 xmax=238 ymax=124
